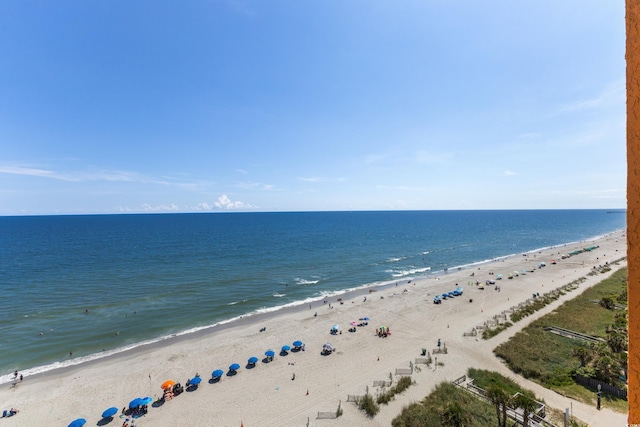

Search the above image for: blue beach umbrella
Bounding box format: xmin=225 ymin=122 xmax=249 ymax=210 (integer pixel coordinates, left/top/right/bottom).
xmin=189 ymin=376 xmax=202 ymax=386
xmin=101 ymin=407 xmax=118 ymax=418
xmin=212 ymin=369 xmax=224 ymax=378
xmin=292 ymin=340 xmax=303 ymax=348
xmin=129 ymin=398 xmax=143 ymax=409
xmin=68 ymin=419 xmax=86 ymax=427
xmin=265 ymin=350 xmax=275 ymax=357
xmin=141 ymin=396 xmax=153 ymax=405
xmin=248 ymin=356 xmax=259 ymax=364
xmin=281 ymin=345 xmax=291 ymax=352
xmin=229 ymin=363 xmax=241 ymax=371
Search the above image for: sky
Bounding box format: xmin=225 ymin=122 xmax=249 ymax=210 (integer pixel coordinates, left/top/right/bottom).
xmin=0 ymin=1 xmax=627 ymax=215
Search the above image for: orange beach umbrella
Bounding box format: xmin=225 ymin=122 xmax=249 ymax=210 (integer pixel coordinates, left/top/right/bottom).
xmin=161 ymin=380 xmax=175 ymax=390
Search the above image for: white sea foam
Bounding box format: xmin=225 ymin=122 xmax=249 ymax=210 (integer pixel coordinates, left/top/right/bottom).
xmin=389 ymin=266 xmax=431 ymax=277
xmin=294 ymin=277 xmax=319 ymax=285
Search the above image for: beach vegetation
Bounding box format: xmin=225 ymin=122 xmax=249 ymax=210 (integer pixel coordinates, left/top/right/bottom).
xmin=392 ymin=382 xmax=497 ymax=427
xmin=358 ymin=393 xmax=380 ymax=417
xmin=377 ymin=375 xmax=414 ymax=405
xmin=481 ymin=322 xmax=513 ymax=339
xmin=599 ymin=296 xmax=615 ymax=310
xmin=467 ymin=368 xmax=522 ymax=395
xmin=467 ymin=369 xmax=596 ymax=426
xmin=493 ymin=267 xmax=628 ymax=412
xmin=513 ymin=392 xmax=539 ymax=427
xmin=482 ymin=277 xmax=592 ymax=339
xmin=486 ymin=384 xmax=510 ymax=427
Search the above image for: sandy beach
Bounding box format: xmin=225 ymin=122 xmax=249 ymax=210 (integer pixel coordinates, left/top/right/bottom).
xmin=0 ymin=230 xmax=627 ymax=427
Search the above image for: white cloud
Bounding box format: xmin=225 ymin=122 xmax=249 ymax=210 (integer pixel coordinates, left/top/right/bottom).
xmin=214 ymin=194 xmax=254 ymax=209
xmin=0 ymin=165 xmax=76 ymax=181
xmin=299 ymin=177 xmax=346 ymax=183
xmin=0 ymin=163 xmax=219 ymax=191
xmin=140 ymin=203 xmax=179 ymax=212
xmin=557 ymin=80 xmax=625 ymax=114
xmin=235 ymin=181 xmax=276 ymax=191
xmin=192 ymin=202 xmax=214 ymax=211
xmin=376 ymin=185 xmax=425 ymax=191
xmin=503 ymin=170 xmax=517 ymax=176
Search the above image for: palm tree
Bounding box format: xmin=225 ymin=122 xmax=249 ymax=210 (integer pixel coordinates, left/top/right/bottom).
xmin=606 ymin=328 xmax=628 ymax=353
xmin=513 ymin=393 xmax=538 ymax=427
xmin=486 ymin=385 xmax=509 ymax=427
xmin=572 ymin=346 xmax=591 ymax=367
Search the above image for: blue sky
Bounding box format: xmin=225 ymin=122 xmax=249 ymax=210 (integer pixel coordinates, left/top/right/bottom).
xmin=0 ymin=1 xmax=626 ymax=215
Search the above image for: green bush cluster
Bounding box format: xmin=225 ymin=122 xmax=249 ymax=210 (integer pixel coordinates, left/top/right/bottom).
xmin=377 ymin=376 xmax=414 ymax=405
xmin=358 ymin=393 xmax=379 ymax=417
xmin=494 ymin=267 xmax=628 ymax=403
xmin=392 ymin=382 xmax=497 ymax=427
xmin=482 ymin=322 xmax=513 ymax=339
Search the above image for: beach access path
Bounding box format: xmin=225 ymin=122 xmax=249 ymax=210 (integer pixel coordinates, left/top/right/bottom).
xmin=0 ymin=230 xmax=627 ymax=427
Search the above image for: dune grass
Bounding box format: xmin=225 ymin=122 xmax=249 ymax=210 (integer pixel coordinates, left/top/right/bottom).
xmin=392 ymin=382 xmax=497 ymax=427
xmin=493 ymin=267 xmax=628 ymax=412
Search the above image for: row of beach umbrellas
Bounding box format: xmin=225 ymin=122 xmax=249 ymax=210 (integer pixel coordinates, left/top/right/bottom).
xmin=67 ymin=340 xmax=306 ymax=426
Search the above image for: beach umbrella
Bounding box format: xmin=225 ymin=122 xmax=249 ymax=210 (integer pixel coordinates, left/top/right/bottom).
xmin=229 ymin=363 xmax=241 ymax=371
xmin=281 ymin=345 xmax=291 ymax=352
xmin=212 ymin=369 xmax=224 ymax=378
xmin=363 ymin=317 xmax=370 ymax=321
xmin=292 ymin=340 xmax=303 ymax=348
xmin=161 ymin=380 xmax=175 ymax=390
xmin=350 ymin=321 xmax=358 ymax=326
xmin=141 ymin=396 xmax=153 ymax=405
xmin=248 ymin=356 xmax=259 ymax=364
xmin=68 ymin=419 xmax=86 ymax=427
xmin=265 ymin=350 xmax=275 ymax=357
xmin=331 ymin=324 xmax=339 ymax=330
xmin=129 ymin=398 xmax=143 ymax=409
xmin=101 ymin=407 xmax=118 ymax=418
xmin=189 ymin=377 xmax=202 ymax=386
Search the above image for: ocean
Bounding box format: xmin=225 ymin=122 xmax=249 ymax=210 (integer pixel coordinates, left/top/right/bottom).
xmin=0 ymin=210 xmax=626 ymax=383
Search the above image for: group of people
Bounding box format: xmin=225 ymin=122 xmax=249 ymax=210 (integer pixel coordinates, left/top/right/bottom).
xmin=376 ymin=326 xmax=391 ymax=337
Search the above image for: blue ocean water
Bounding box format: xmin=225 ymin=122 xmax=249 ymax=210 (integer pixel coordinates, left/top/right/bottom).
xmin=0 ymin=210 xmax=625 ymax=382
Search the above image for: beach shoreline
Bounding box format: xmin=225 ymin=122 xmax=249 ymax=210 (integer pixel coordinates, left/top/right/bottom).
xmin=0 ymin=229 xmax=627 ymax=426
xmin=2 ymin=229 xmax=623 ymax=387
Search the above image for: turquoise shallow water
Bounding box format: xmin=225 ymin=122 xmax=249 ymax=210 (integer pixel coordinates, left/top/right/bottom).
xmin=0 ymin=210 xmax=625 ymax=382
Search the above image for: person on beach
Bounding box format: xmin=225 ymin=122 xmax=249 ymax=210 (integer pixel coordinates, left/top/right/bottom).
xmin=3 ymin=408 xmax=18 ymax=417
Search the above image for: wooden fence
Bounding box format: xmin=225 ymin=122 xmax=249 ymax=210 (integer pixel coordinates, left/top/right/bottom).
xmin=574 ymin=375 xmax=627 ymax=400
xmin=317 ymin=411 xmax=338 ymax=419
xmin=373 ymin=380 xmax=392 ymax=387
xmin=452 ymin=375 xmax=466 ymax=386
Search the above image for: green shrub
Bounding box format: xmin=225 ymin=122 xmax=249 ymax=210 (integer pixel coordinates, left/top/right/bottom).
xmin=358 ymin=393 xmax=379 ymax=417
xmin=377 ymin=375 xmax=414 ymax=405
xmin=392 ymin=382 xmax=497 ymax=427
